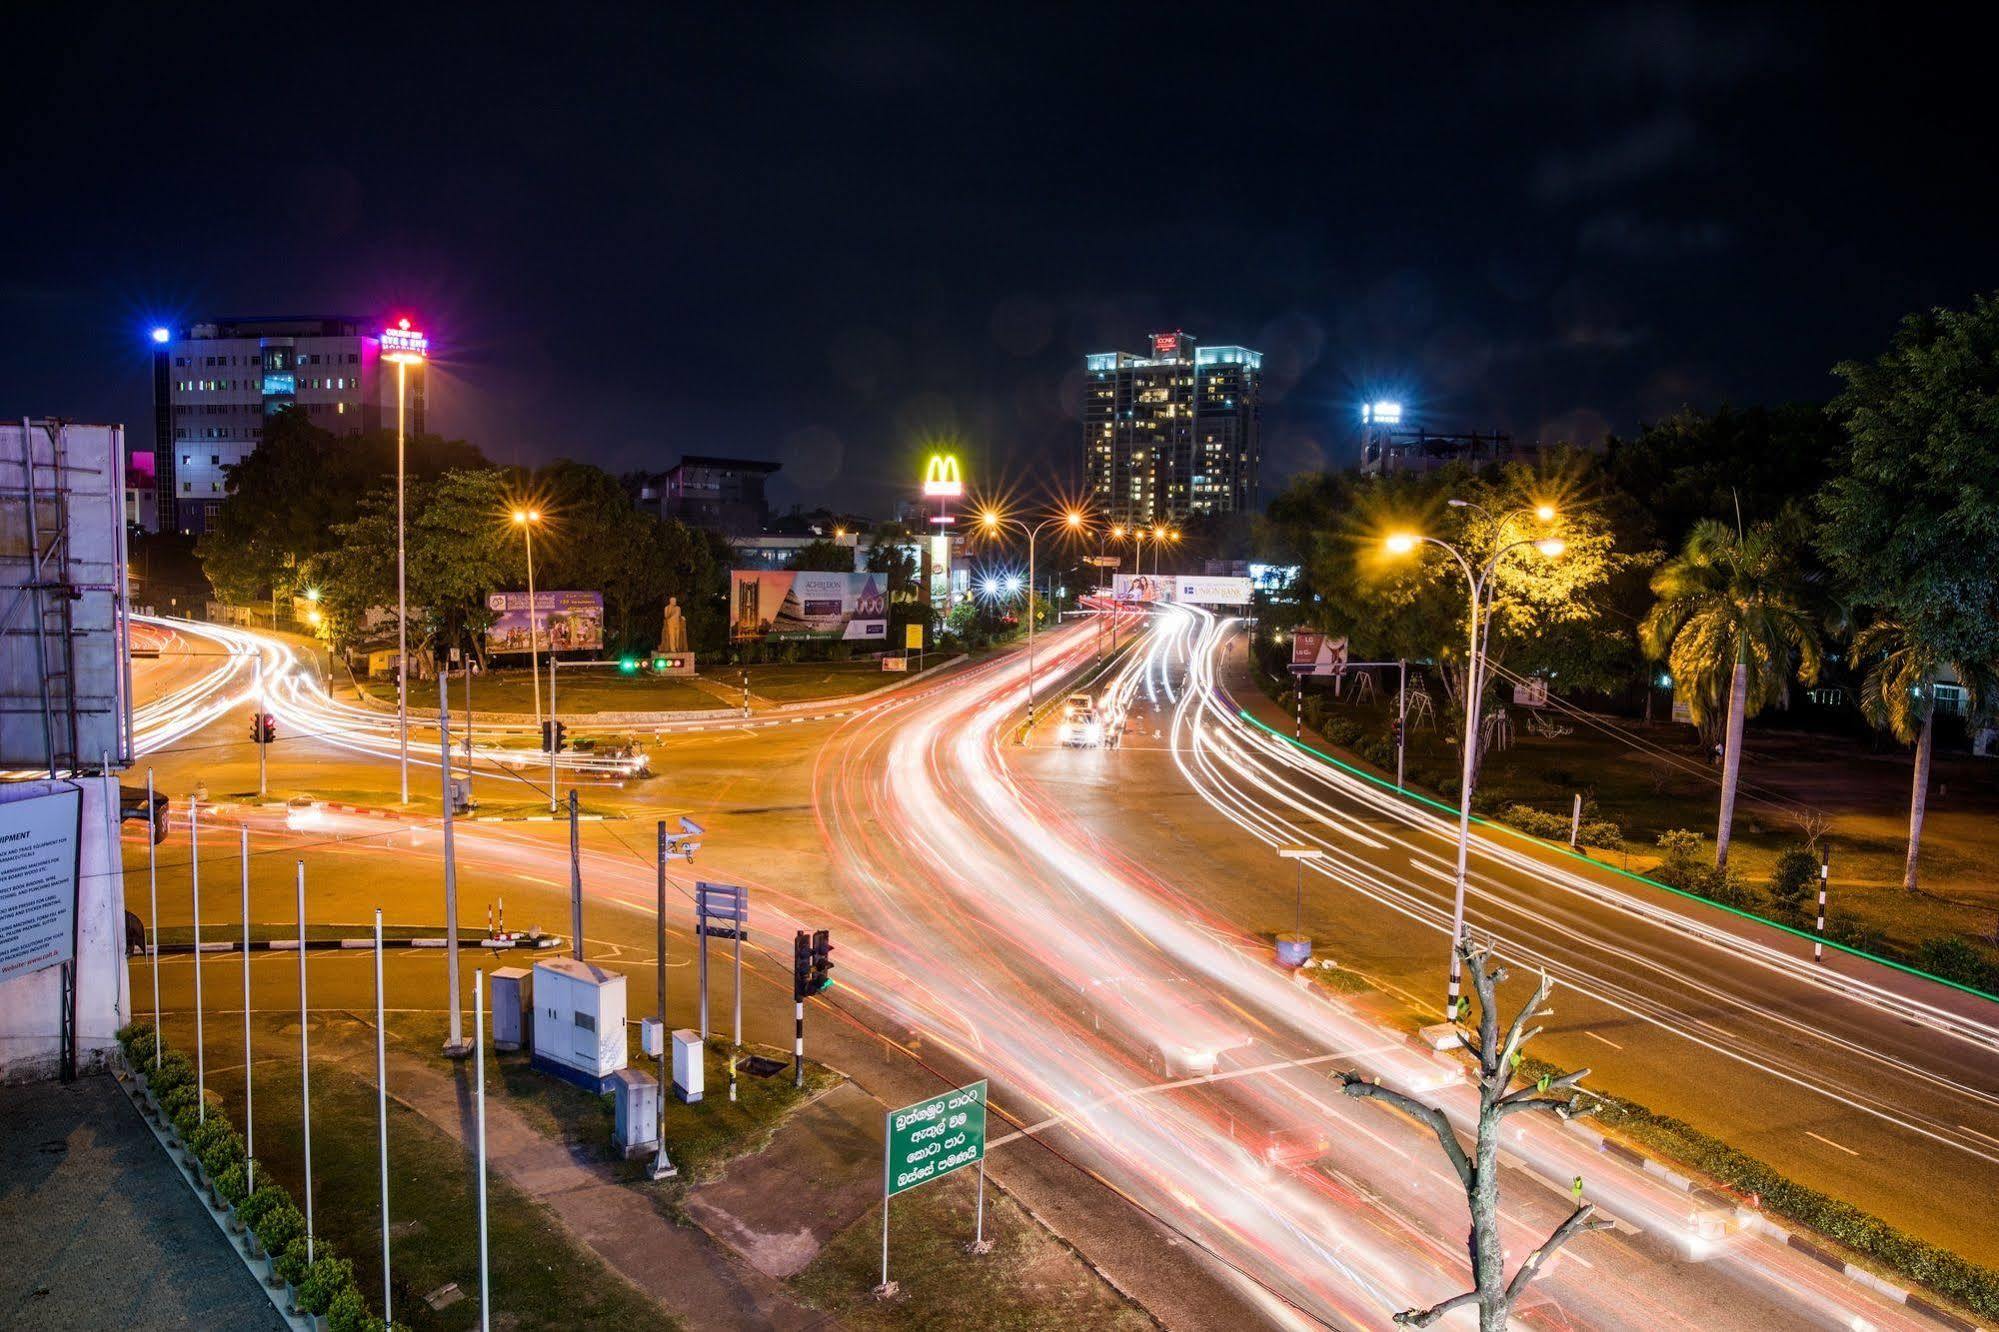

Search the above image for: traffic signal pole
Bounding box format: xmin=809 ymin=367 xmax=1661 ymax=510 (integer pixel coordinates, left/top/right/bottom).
xmin=254 ymin=652 xmax=266 ymax=798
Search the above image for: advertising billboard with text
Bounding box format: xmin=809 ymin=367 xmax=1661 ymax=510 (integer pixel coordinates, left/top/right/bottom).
xmin=731 ymin=571 xmax=887 ymax=642
xmin=485 ymin=591 xmax=604 ymax=655
xmin=1291 ymin=632 xmax=1349 ymax=677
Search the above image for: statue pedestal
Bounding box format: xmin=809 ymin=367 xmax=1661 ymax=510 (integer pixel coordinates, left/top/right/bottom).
xmin=651 ymin=653 xmax=696 ymax=677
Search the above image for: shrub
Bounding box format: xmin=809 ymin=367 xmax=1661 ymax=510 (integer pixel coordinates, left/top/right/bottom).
xmin=215 ymin=1162 xmax=249 ymax=1207
xmin=275 ymin=1236 xmax=314 ymax=1288
xmin=1768 ymin=848 xmax=1819 ymax=918
xmin=256 ymin=1199 xmax=306 ymax=1257
xmin=238 ymin=1180 xmax=289 ymax=1232
xmin=171 ymin=1099 xmax=204 ymax=1143
xmin=1918 ymin=936 xmax=1999 ymax=991
xmin=300 ymin=1254 xmax=357 ymax=1316
xmin=118 ymin=1022 xmax=155 ymax=1059
xmin=1578 ymin=820 xmax=1625 ymax=849
xmin=327 ymin=1286 xmax=372 ymax=1332
xmin=1655 ymin=828 xmax=1705 ymax=862
xmin=191 ymin=1116 xmax=244 ymax=1174
xmin=149 ymin=1050 xmax=194 ymax=1099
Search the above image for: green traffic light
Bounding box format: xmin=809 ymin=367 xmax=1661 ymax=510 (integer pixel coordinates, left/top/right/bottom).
xmin=652 ymin=657 xmax=668 ymax=672
xmin=619 ymin=657 xmax=638 ymax=673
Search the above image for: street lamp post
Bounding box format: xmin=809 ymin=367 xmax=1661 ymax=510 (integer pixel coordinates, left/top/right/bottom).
xmin=511 ymin=510 xmax=545 ymax=734
xmin=382 ymin=319 xmax=428 ymax=805
xmin=979 ymin=508 xmax=1085 ymax=722
xmin=1385 ymin=503 xmax=1561 ymax=1021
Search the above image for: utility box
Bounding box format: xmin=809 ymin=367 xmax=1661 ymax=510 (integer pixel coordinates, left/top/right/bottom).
xmin=530 ymin=958 xmax=628 ymax=1092
xmin=610 ymin=1068 xmax=660 ymax=1158
xmin=490 ymin=967 xmax=532 ymax=1052
xmin=671 ymin=1028 xmax=704 ymax=1104
xmin=640 ymin=1017 xmax=664 ymax=1058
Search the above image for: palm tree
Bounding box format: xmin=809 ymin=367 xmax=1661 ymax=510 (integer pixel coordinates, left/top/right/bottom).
xmin=1639 ymin=519 xmax=1823 ymax=868
xmin=1852 ymin=618 xmax=1997 ymax=891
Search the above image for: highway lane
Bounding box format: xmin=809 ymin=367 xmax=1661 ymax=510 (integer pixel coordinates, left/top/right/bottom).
xmin=806 ymin=617 xmax=1944 ymax=1330
xmin=1087 ymin=602 xmax=1999 ymax=1266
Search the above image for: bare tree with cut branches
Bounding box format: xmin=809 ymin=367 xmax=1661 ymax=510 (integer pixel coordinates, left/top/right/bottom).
xmin=1338 ymin=941 xmax=1610 ymax=1330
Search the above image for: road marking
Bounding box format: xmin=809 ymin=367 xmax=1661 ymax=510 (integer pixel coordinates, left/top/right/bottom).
xmin=1956 ymin=1123 xmax=1999 ymax=1149
xmin=1584 ymin=1031 xmax=1623 ymax=1051
xmin=1805 ymin=1130 xmax=1860 ymax=1157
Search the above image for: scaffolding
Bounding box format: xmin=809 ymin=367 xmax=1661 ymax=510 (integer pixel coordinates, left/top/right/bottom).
xmin=1 ymin=420 xmax=134 ymax=776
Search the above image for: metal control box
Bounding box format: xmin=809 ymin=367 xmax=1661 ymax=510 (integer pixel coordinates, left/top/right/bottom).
xmin=490 ymin=967 xmax=532 ymax=1051
xmin=671 ymin=1028 xmax=703 ymax=1103
xmin=610 ymin=1068 xmax=660 ymax=1158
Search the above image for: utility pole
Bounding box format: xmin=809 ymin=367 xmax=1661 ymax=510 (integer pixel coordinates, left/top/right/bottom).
xmin=1813 ymin=845 xmax=1832 ymax=963
xmin=297 ymin=861 xmax=315 ymax=1262
xmin=651 ymin=823 xmax=677 ymax=1180
xmin=240 ymin=827 xmax=254 ymax=1190
xmin=441 ymin=671 xmax=469 ymax=1057
xmin=568 ymin=790 xmax=584 ymax=961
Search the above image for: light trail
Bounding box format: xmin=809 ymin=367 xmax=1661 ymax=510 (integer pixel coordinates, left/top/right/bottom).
xmin=1142 ymin=605 xmax=1999 ymax=1174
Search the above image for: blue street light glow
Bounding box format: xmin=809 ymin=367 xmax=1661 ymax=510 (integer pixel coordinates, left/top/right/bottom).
xmin=150 ymin=326 xmax=171 ymax=344
xmin=1362 ymin=400 xmax=1404 ymax=425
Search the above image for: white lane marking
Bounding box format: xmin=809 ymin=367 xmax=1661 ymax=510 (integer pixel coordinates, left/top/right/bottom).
xmin=1584 ymin=1031 xmax=1623 ymax=1051
xmin=1805 ymin=1130 xmax=1861 ymax=1157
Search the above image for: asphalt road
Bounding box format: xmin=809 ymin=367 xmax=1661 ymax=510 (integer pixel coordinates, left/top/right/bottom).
xmin=1051 ymin=604 xmax=1999 ymax=1266
xmin=119 ymin=619 xmax=1992 ymax=1330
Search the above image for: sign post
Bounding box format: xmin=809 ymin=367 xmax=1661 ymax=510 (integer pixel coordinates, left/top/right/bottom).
xmin=878 ymin=1079 xmax=990 ymax=1295
xmin=695 ymin=881 xmax=747 ymax=1074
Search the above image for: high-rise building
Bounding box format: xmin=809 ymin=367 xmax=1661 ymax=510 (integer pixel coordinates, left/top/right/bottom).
xmin=149 ymin=316 xmax=425 ymax=534
xmin=1083 ymin=331 xmax=1262 ymax=527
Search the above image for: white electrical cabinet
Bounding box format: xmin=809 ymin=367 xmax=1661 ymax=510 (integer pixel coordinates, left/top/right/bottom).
xmin=671 ymin=1028 xmax=704 ymax=1103
xmin=530 ymin=958 xmax=628 ymax=1092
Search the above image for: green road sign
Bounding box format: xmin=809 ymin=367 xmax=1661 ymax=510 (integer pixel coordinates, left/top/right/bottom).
xmin=884 ymin=1080 xmax=987 ymax=1199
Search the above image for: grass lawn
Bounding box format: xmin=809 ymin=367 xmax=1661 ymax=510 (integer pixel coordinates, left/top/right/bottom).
xmin=492 ymin=1032 xmax=840 ymax=1190
xmin=1280 ymin=679 xmax=1999 ymax=977
xmin=201 ymin=1017 xmax=670 ymax=1330
xmin=455 ymin=669 xmax=725 ymax=716
xmin=791 ymin=1166 xmax=1152 ymax=1331
xmin=716 ymin=661 xmax=907 ymax=702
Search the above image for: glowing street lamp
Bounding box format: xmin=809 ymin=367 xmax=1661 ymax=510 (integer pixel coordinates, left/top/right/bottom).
xmin=1383 ymin=502 xmax=1561 ymax=1020
xmin=150 ymin=326 xmax=171 ymax=345
xmin=511 ymin=509 xmax=545 ymax=733
xmin=382 ymin=317 xmax=429 ymax=804
xmin=978 ymin=505 xmax=1090 ymax=719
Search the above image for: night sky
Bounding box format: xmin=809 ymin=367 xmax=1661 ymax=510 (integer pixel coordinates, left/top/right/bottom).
xmin=6 ymin=5 xmax=1990 ymax=517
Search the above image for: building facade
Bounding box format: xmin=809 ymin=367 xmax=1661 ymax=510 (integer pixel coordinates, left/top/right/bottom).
xmin=150 ymin=316 xmax=425 ymax=534
xmin=1083 ymin=331 xmax=1262 ymax=527
xmin=629 ymin=455 xmax=778 ymax=535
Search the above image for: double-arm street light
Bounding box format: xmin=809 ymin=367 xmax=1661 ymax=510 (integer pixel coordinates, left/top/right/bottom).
xmin=1385 ymin=501 xmax=1562 ymax=1022
xmin=382 ymin=318 xmax=428 ymax=805
xmin=977 ymin=506 xmax=1086 ymax=716
xmin=511 ymin=509 xmax=545 ymax=734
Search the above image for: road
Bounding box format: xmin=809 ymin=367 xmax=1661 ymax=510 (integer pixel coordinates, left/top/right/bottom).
xmin=118 ymin=615 xmax=1988 ymax=1329
xmin=1060 ymin=603 xmax=1999 ymax=1269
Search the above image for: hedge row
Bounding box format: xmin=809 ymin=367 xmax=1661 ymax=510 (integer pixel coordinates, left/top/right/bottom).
xmin=1495 ymin=802 xmax=1624 ymax=850
xmin=117 ymin=1023 xmax=407 ymax=1332
xmin=1516 ymin=1050 xmax=1999 ymax=1320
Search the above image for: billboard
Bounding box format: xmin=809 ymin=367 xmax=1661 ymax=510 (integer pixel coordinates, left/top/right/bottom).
xmin=732 ymin=571 xmax=887 ymax=642
xmin=1173 ymin=575 xmax=1253 ymax=605
xmin=0 ymin=786 xmax=82 ymax=981
xmin=1111 ymin=574 xmax=1175 ymax=603
xmin=1291 ymin=632 xmax=1349 ymax=677
xmin=485 ymin=591 xmax=604 ymax=655
xmin=1 ymin=423 xmax=133 ymax=771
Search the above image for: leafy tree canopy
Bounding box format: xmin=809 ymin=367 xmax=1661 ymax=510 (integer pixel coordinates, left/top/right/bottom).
xmin=785 ymin=538 xmax=857 ymax=573
xmin=1819 ymin=291 xmax=1999 ymax=665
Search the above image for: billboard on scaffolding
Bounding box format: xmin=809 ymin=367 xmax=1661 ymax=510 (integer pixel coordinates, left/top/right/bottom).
xmin=0 ymin=422 xmax=134 ymax=772
xmin=731 ymin=571 xmax=887 ymax=642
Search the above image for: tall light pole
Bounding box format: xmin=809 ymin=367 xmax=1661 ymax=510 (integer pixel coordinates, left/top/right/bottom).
xmin=1385 ymin=503 xmax=1561 ymax=1022
xmin=382 ymin=318 xmax=428 ymax=805
xmin=978 ymin=507 xmax=1086 ymax=719
xmin=511 ymin=510 xmax=545 ymax=734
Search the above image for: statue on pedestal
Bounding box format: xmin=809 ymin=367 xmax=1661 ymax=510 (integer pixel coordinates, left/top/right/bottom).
xmin=658 ymin=596 xmax=689 ymax=655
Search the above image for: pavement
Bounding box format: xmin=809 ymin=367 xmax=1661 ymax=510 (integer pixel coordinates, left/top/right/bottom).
xmin=0 ymin=1074 xmax=285 ymax=1331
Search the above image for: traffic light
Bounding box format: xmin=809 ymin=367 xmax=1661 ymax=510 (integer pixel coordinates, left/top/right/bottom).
xmin=651 ymin=656 xmax=669 ymax=673
xmin=249 ymin=711 xmax=276 ymax=744
xmin=1391 ymin=718 xmax=1404 ymax=748
xmin=541 ymin=720 xmax=568 ymax=753
xmin=808 ymin=929 xmax=835 ymax=994
xmin=619 ymin=657 xmax=639 ymax=674
xmin=793 ymin=930 xmax=813 ymax=1001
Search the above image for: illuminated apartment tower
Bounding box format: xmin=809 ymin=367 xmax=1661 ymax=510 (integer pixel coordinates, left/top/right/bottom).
xmin=150 ymin=316 xmax=426 ymax=534
xmin=1083 ymin=331 xmax=1262 ymax=527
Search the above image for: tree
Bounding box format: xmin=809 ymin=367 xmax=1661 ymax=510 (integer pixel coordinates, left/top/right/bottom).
xmin=1338 ymin=941 xmax=1609 ymax=1330
xmin=1603 ymin=404 xmax=1840 ymax=555
xmin=1850 ymin=617 xmax=1997 ymax=891
xmin=197 ymin=407 xmax=483 ymax=607
xmin=786 ymin=538 xmax=857 ymax=573
xmin=1638 ymin=519 xmax=1822 ymax=867
xmin=1820 ymin=293 xmax=1999 ymax=670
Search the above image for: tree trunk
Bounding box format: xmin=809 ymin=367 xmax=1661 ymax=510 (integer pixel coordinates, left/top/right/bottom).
xmin=1715 ymin=660 xmax=1748 ymax=869
xmin=1905 ymin=709 xmax=1933 ymax=892
xmin=1473 ymin=1113 xmax=1508 ymax=1331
